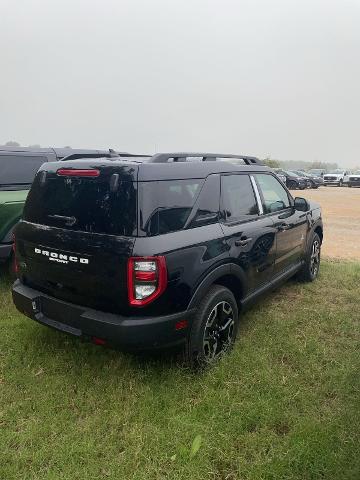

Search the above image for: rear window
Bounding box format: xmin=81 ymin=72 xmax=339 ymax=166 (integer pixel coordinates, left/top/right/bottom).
xmin=139 ymin=179 xmax=203 ymax=235
xmin=0 ymin=155 xmax=47 ymax=189
xmin=23 ymin=173 xmax=137 ymax=236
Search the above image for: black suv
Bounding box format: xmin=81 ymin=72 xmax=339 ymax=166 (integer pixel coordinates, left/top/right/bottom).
xmin=12 ymin=153 xmax=323 ymax=367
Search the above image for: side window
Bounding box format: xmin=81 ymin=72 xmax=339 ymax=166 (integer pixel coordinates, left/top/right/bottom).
xmin=188 ymin=174 xmax=220 ymax=228
xmin=255 ymin=174 xmax=291 ymax=214
xmin=139 ymin=179 xmax=203 ymax=236
xmin=221 ymin=174 xmax=259 ymax=223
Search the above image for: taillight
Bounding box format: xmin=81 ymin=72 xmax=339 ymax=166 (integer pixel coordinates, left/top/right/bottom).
xmin=12 ymin=233 xmax=19 ymax=275
xmin=56 ymin=169 xmax=100 ymax=177
xmin=127 ymin=256 xmax=167 ymax=306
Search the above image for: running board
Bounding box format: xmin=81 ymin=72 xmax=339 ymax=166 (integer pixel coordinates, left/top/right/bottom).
xmin=241 ymin=262 xmax=303 ymax=310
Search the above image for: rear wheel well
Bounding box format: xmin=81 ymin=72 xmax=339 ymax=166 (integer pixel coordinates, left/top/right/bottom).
xmin=213 ymin=275 xmax=244 ymax=310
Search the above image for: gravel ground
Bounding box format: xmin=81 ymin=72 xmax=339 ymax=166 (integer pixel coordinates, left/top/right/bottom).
xmin=293 ymin=185 xmax=360 ymax=260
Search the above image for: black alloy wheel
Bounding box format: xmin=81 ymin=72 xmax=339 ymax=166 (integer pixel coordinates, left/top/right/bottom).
xmin=297 ymin=233 xmax=321 ymax=282
xmin=309 ymin=237 xmax=321 ymax=278
xmin=203 ymin=301 xmax=235 ymax=361
xmin=185 ymin=285 xmax=239 ymax=368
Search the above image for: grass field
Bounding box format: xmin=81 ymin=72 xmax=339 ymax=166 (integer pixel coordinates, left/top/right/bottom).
xmin=1 ymin=261 xmax=359 ymax=480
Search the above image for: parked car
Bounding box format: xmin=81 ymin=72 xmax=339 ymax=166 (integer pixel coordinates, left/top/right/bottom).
xmin=307 ymin=168 xmax=326 ymax=177
xmin=323 ymin=169 xmax=349 ymax=186
xmin=12 ymin=152 xmax=323 ymax=367
xmin=347 ymin=170 xmax=360 ymax=187
xmin=0 ymin=147 xmax=140 ymax=273
xmin=292 ymin=170 xmax=323 ymax=189
xmin=306 ymin=172 xmax=324 ymax=186
xmin=273 ymin=170 xmax=287 ymax=185
xmin=274 ymin=169 xmax=306 ymax=190
xmin=288 ymin=170 xmax=312 ymax=188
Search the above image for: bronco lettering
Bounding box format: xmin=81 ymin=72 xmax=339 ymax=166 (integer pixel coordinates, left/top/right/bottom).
xmin=34 ymin=248 xmax=89 ymax=265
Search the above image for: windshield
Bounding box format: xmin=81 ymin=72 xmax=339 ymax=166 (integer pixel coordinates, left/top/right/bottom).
xmin=328 ymin=169 xmax=343 ymax=174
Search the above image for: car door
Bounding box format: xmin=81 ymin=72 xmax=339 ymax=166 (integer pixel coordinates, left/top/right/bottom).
xmin=220 ymin=173 xmax=277 ymax=293
xmin=253 ymin=173 xmax=308 ymax=277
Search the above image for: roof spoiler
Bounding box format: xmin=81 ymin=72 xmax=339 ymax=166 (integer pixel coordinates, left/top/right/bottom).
xmin=61 ymin=149 xmax=151 ymax=161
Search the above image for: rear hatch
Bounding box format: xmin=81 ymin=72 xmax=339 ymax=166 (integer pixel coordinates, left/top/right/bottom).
xmin=16 ymin=160 xmax=138 ymax=314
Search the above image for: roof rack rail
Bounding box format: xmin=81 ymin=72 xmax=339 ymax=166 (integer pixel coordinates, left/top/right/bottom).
xmin=149 ymin=152 xmax=263 ymax=165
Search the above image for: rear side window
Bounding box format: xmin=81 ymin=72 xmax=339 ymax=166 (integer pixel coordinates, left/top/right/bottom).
xmin=255 ymin=174 xmax=290 ymax=213
xmin=221 ymin=174 xmax=259 ymax=223
xmin=0 ymin=155 xmax=47 ymax=189
xmin=139 ymin=179 xmax=203 ymax=235
xmin=24 ymin=173 xmax=137 ymax=236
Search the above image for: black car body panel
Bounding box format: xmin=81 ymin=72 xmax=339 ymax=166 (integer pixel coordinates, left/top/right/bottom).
xmin=12 ymin=153 xmax=323 ymax=350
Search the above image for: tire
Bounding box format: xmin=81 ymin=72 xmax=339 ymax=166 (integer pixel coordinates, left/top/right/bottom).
xmin=339 ymin=180 xmax=343 ymax=187
xmin=296 ymin=233 xmax=321 ymax=282
xmin=299 ymin=185 xmax=306 ymax=190
xmin=288 ymin=181 xmax=297 ymax=190
xmin=348 ymin=184 xmax=352 ymax=188
xmin=185 ymin=285 xmax=239 ymax=369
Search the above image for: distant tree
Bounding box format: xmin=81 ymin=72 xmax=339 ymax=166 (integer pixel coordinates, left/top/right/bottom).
xmin=28 ymin=144 xmax=41 ymax=148
xmin=263 ymin=157 xmax=280 ymax=168
xmin=5 ymin=141 xmax=20 ymax=147
xmin=280 ymin=160 xmax=338 ymax=171
xmin=63 ymin=146 xmax=72 ymax=149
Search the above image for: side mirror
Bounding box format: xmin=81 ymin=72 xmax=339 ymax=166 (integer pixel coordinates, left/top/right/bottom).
xmin=294 ymin=197 xmax=310 ymax=212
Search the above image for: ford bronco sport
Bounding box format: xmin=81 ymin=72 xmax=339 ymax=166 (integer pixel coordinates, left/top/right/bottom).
xmin=12 ymin=153 xmax=323 ymax=367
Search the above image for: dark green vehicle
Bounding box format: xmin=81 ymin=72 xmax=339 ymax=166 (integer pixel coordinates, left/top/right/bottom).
xmin=0 ymin=147 xmax=110 ymax=273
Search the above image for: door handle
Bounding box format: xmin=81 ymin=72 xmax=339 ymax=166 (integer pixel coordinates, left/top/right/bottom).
xmin=277 ymin=223 xmax=291 ymax=232
xmin=235 ymin=237 xmax=252 ymax=247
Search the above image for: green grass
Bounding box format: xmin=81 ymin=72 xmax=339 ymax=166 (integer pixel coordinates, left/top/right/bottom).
xmin=1 ymin=261 xmax=359 ymax=480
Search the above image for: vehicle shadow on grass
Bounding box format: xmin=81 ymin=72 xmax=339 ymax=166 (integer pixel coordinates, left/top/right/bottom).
xmin=0 ymin=263 xmax=12 ymax=286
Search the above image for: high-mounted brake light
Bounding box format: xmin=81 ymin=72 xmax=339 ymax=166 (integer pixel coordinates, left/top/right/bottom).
xmin=56 ymin=169 xmax=100 ymax=177
xmin=127 ymin=256 xmax=167 ymax=306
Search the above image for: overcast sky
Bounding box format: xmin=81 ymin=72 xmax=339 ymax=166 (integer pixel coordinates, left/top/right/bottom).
xmin=1 ymin=0 xmax=359 ymax=166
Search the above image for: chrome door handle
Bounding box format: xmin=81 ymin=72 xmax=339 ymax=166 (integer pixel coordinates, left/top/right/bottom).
xmin=235 ymin=237 xmax=252 ymax=247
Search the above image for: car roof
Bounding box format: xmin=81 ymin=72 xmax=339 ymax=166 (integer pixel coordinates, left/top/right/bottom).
xmin=41 ymin=154 xmax=272 ymax=181
xmin=0 ymin=146 xmax=108 ymax=159
xmin=137 ymin=160 xmax=270 ymax=181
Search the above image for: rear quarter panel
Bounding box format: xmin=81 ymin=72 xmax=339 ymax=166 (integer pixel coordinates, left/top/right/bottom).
xmin=132 ymin=224 xmax=230 ymax=314
xmin=0 ymin=190 xmax=28 ymax=242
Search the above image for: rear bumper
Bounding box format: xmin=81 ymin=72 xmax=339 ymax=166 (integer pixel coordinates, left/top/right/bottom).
xmin=12 ymin=281 xmax=195 ymax=350
xmin=0 ymin=243 xmax=12 ymax=262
